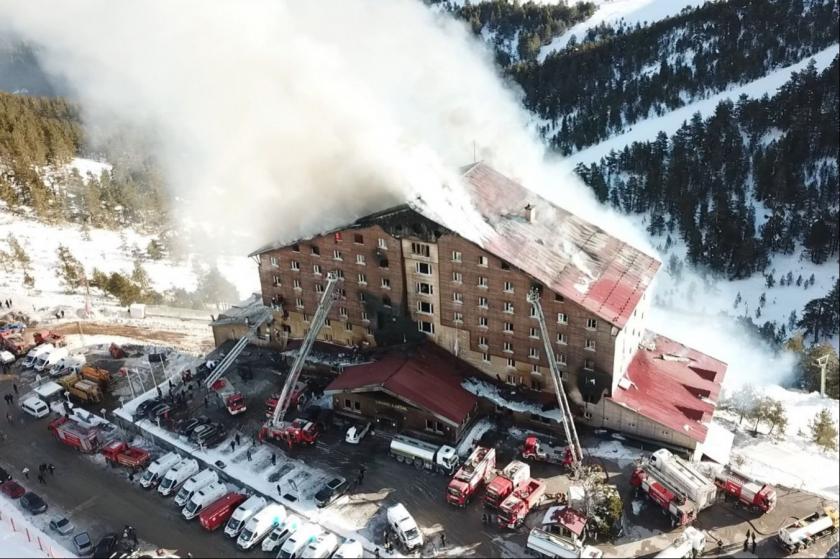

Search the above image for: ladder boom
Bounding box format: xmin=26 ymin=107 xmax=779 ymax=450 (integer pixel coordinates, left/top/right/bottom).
xmin=528 ymin=289 xmax=583 ymax=466
xmin=270 ymin=274 xmax=339 ymax=427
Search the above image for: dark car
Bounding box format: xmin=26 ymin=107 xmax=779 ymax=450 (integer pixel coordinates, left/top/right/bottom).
xmin=202 ymin=428 xmax=228 ymax=449
xmin=20 ymin=492 xmax=48 ymax=514
xmin=194 ymin=423 xmax=225 ymax=446
xmin=1 ymin=480 xmax=25 ymax=499
xmin=177 ymin=416 xmax=206 ymax=437
xmin=133 ymin=398 xmax=160 ymax=420
xmin=93 ymin=534 xmax=117 ymax=558
xmin=150 ymin=403 xmax=172 ymax=419
xmin=0 ymin=465 xmax=10 ymax=482
xmin=73 ymin=532 xmax=93 ymax=556
xmin=314 ymin=477 xmax=348 ymax=508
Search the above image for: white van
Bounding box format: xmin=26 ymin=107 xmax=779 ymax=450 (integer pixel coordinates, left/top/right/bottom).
xmin=262 ymin=514 xmax=303 ymax=552
xmin=50 ymin=354 xmax=85 ymax=378
xmin=236 ymin=503 xmax=286 ymax=550
xmin=278 ymin=523 xmax=322 ymax=559
xmin=224 ymin=495 xmax=267 ymax=538
xmin=332 ymin=539 xmax=364 ymax=558
xmin=175 ymin=469 xmax=218 ymax=507
xmin=158 ymin=458 xmax=199 ymax=497
xmin=301 ymin=532 xmax=339 ymax=558
xmin=140 ymin=452 xmax=182 ymax=489
xmin=23 ymin=344 xmax=54 ymax=369
xmin=182 ymin=481 xmax=227 ymax=520
xmin=21 ymin=396 xmax=50 ymax=419
xmin=35 ymin=347 xmax=68 ymax=373
xmin=33 ymin=381 xmax=65 ymax=405
xmin=387 ymin=503 xmax=423 ymax=551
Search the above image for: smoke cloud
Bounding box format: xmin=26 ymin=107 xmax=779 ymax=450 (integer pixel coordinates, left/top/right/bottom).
xmin=0 ymin=0 xmax=795 ymax=386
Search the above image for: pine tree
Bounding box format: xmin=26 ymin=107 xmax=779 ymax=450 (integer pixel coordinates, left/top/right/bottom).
xmin=809 ymin=409 xmax=838 ymax=451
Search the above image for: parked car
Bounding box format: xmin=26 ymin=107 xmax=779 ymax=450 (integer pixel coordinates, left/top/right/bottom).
xmin=133 ymin=398 xmax=160 ymax=420
xmin=21 ymin=396 xmax=50 ymax=419
xmin=49 ymin=517 xmax=74 ymax=536
xmin=177 ymin=417 xmax=206 ymax=437
xmin=202 ymin=428 xmax=228 ymax=449
xmin=345 ymin=422 xmax=371 ymax=444
xmin=314 ymin=477 xmax=348 ymax=508
xmin=73 ymin=532 xmax=93 ymax=556
xmin=20 ymin=492 xmax=48 ymax=514
xmin=93 ymin=534 xmax=117 ymax=557
xmin=1 ymin=480 xmax=25 ymax=499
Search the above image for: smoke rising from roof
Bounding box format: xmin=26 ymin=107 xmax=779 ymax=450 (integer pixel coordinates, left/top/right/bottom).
xmin=0 ymin=0 xmax=796 ymax=387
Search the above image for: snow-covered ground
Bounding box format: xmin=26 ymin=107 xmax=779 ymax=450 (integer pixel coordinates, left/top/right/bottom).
xmin=564 ymin=44 xmax=839 ymax=165
xmin=716 ymin=387 xmax=839 ymax=500
xmin=0 ymin=497 xmax=75 ymax=558
xmin=538 ymin=0 xmax=705 ymax=61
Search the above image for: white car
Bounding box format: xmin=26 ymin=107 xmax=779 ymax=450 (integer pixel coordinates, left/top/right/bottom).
xmin=345 ymin=422 xmax=371 ymax=444
xmin=21 ymin=397 xmax=50 ymax=419
xmin=49 ymin=517 xmax=74 ymax=536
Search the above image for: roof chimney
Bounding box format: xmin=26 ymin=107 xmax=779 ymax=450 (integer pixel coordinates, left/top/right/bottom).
xmin=523 ymin=204 xmax=536 ymax=223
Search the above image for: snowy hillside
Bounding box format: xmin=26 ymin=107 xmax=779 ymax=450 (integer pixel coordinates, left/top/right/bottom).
xmin=538 ymin=0 xmax=705 ymax=61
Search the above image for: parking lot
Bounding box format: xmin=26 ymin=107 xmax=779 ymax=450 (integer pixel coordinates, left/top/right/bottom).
xmin=1 ymin=340 xmax=838 ymax=558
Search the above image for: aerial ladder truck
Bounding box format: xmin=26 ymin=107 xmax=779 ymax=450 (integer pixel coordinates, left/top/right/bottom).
xmin=527 ymin=288 xmax=584 ymax=475
xmin=259 ymin=274 xmax=339 ymax=448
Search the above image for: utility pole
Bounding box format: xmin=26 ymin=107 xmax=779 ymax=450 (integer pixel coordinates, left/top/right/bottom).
xmin=814 ymin=354 xmax=830 ymax=397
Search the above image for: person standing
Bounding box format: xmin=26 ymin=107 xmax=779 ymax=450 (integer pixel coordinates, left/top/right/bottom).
xmin=22 ymin=466 xmax=29 ymax=479
xmin=37 ymin=472 xmax=46 ymax=484
xmin=12 ymin=384 xmax=17 ymax=395
xmin=440 ymin=532 xmax=446 ymax=548
xmin=48 ymin=463 xmax=55 ymax=475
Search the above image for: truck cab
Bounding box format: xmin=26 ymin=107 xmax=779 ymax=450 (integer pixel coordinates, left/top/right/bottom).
xmin=140 ymin=452 xmax=181 ymax=489
xmin=158 ymin=458 xmax=199 ymax=496
xmin=486 ymin=460 xmax=530 ymax=509
xmin=387 ymin=503 xmax=423 ymax=551
xmin=175 ymin=469 xmax=219 ymax=507
xmin=225 ymin=495 xmax=267 ymax=538
xmin=236 ymin=503 xmax=286 ymax=550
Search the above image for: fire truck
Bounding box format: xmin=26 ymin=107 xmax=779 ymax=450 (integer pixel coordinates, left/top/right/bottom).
xmin=497 ymin=478 xmax=546 ymax=529
xmin=646 ymin=450 xmax=716 ymax=511
xmin=264 ymin=382 xmax=308 ymax=418
xmin=260 ymin=275 xmax=339 ymax=448
xmin=485 ymin=460 xmax=531 ymax=509
xmin=446 ymin=446 xmax=496 ymax=507
xmin=34 ymin=330 xmax=66 ymax=347
xmin=101 ymin=441 xmax=152 ymax=470
xmin=522 ymin=435 xmax=574 ymax=468
xmin=714 ymin=471 xmax=776 ymax=513
xmin=630 ymin=466 xmax=697 ymax=527
xmin=49 ymin=416 xmax=104 ymax=453
xmin=211 ymin=378 xmax=247 ymax=415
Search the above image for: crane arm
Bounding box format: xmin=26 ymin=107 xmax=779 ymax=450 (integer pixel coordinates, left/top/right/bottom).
xmin=527 ymin=289 xmax=583 ymax=466
xmin=270 ymin=274 xmax=339 ymax=427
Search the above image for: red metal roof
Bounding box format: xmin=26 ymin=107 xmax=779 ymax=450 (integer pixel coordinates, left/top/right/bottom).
xmin=415 ymin=163 xmax=660 ymax=328
xmin=541 ymin=506 xmax=587 ymax=536
xmin=326 ymin=348 xmax=478 ymax=425
xmin=609 ymin=331 xmax=727 ymax=443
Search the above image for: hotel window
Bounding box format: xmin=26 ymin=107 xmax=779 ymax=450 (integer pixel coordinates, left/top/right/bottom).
xmin=503 ymin=322 xmax=514 ymax=334
xmin=417 ymin=301 xmax=434 ymax=315
xmin=334 ymin=269 xmax=344 ymax=280
xmin=478 ymin=335 xmax=488 ymax=347
xmin=315 ymin=283 xmax=324 ymax=294
xmin=557 ymin=332 xmax=568 ymax=345
xmin=361 ymin=311 xmax=370 ymax=322
xmin=290 ymin=260 xmax=300 ymax=271
xmin=295 ymin=298 xmax=304 ymax=309
xmin=383 ymin=295 xmax=392 ymax=307
xmin=503 ymin=342 xmax=513 ymax=353
xmin=415 ymin=262 xmax=432 ymax=275
xmin=556 ymin=352 xmax=567 ymax=366
xmin=416 ymin=282 xmax=434 ymax=295
xmin=356 ymin=254 xmax=366 ymax=265
xmin=411 ymin=242 xmax=430 ymax=257
xmin=418 ymin=321 xmax=435 ymax=334
xmin=344 ymin=399 xmax=352 ymax=409
xmin=531 ymin=364 xmax=540 ymax=373
xmin=270 ymin=256 xmax=278 ymax=267
xmin=334 ymin=232 xmax=343 ymax=242
xmin=292 ymin=243 xmax=300 ymax=252
xmin=380 ymin=258 xmax=389 ymax=269
xmin=303 ymin=313 xmax=310 ymax=322
xmin=272 ymin=275 xmax=282 ymax=286
xmin=366 ymin=327 xmax=373 ymax=336
xmin=354 ymin=233 xmax=364 ymax=244
xmin=585 ymin=339 xmax=596 ymax=352
xmin=378 ymin=238 xmax=388 ymax=250
xmin=586 ymin=318 xmax=598 ymax=330
xmin=478 ymin=255 xmax=488 ymax=267
xmin=339 ymin=307 xmax=348 ymax=318
xmin=292 ymin=279 xmax=301 ymax=289
xmin=478 ymin=276 xmax=488 ymax=288
xmin=451 ymin=250 xmax=462 ymax=262
xmin=311 ymin=245 xmax=320 ymax=256
xmin=358 ymin=292 xmax=366 ymax=302
xmin=506 ymin=358 xmax=516 ymax=369
xmin=557 ymin=313 xmax=568 ymax=324
xmin=503 ymin=281 xmax=514 ymax=293
xmin=555 ymin=293 xmax=564 ymax=302
xmin=478 ymin=316 xmax=488 ymax=328
xmin=529 ymin=306 xmax=538 ymax=318
xmin=381 ymin=277 xmax=391 ymax=289
xmin=333 ymin=250 xmax=342 ymax=261
xmin=452 ymin=271 xmax=462 ymax=283
xmin=453 ymin=292 xmax=463 ymax=304
xmin=478 ymin=297 xmax=488 ymax=309
xmin=338 ymin=288 xmax=346 ymax=299
xmin=529 ymin=327 xmax=539 ymax=338
xmin=584 ymin=359 xmax=595 ymax=371
xmin=501 ymin=261 xmax=511 ymax=270
xmin=506 ymin=374 xmax=516 ymax=384
xmin=345 ymin=322 xmax=353 ymax=332
xmin=313 ymin=264 xmax=321 ymax=275
xmin=453 ymin=312 xmax=463 ymax=323
xmin=529 ymin=347 xmax=540 ymax=360
xmin=357 ymin=273 xmax=367 ymax=285
xmin=482 ymin=353 xmax=491 ymax=363
xmin=503 ymin=301 xmax=514 ymax=314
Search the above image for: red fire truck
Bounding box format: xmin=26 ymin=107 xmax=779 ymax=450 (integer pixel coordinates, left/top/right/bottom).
xmin=485 ymin=460 xmax=531 ymax=510
xmin=714 ymin=471 xmax=777 ymax=513
xmin=446 ymin=446 xmax=496 ymax=507
xmin=48 ymin=416 xmax=103 ymax=453
xmin=497 ymin=478 xmax=547 ymax=529
xmin=630 ymin=466 xmax=697 ymax=527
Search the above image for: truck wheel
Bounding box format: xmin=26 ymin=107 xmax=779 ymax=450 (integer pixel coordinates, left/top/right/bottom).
xmin=395 ymin=454 xmax=404 ymax=463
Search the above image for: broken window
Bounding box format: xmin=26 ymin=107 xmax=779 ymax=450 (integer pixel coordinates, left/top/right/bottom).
xmin=383 ymin=295 xmax=392 ymax=307
xmin=418 ymin=321 xmax=434 ymax=334
xmin=415 ymin=262 xmax=432 ymax=275
xmin=555 ymin=293 xmax=564 ymax=302
xmin=584 ymin=359 xmax=595 ymax=371
xmin=334 ymin=232 xmax=343 ymax=242
xmin=379 ymin=257 xmax=389 ymax=269
xmin=354 ymin=401 xmax=361 ymax=411
xmin=416 ymin=282 xmax=433 ymax=295
xmin=417 ymin=301 xmax=433 ymax=314
xmin=354 ymin=233 xmax=364 ymax=244
xmin=311 ymin=245 xmax=320 ymax=256
xmin=292 ymin=243 xmax=300 ymax=252
xmin=501 ymin=261 xmax=511 ymax=270
xmin=411 ymin=242 xmax=430 ymax=257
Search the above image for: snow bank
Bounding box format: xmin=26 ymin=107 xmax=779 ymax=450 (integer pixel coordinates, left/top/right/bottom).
xmin=585 ymin=440 xmax=642 ymax=463
xmin=0 ymin=498 xmax=75 ymax=558
xmin=456 ymin=418 xmax=494 ymax=458
xmin=462 ymin=377 xmax=563 ymax=422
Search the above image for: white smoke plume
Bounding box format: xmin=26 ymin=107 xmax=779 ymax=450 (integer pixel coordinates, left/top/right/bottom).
xmin=0 ymin=0 xmax=797 ymax=386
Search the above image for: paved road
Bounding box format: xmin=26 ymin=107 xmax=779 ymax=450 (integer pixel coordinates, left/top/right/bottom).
xmin=0 ymin=377 xmax=253 ymax=558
